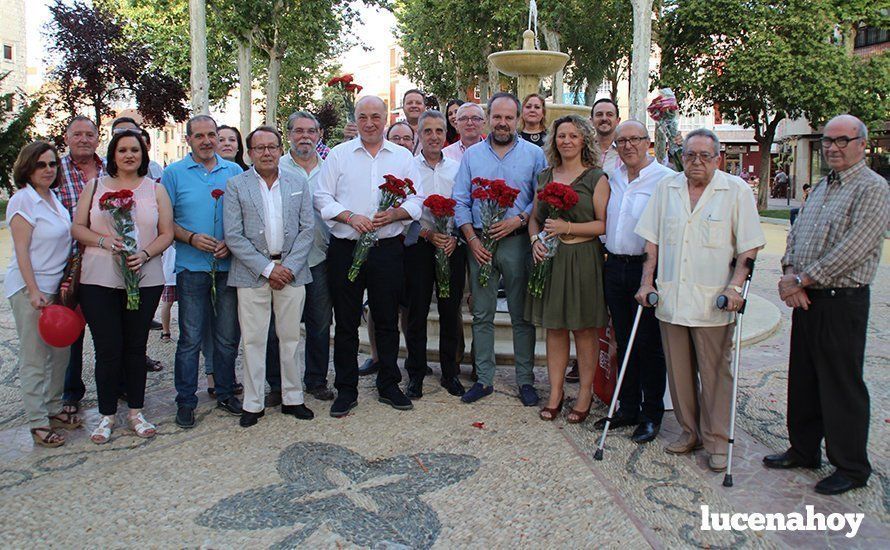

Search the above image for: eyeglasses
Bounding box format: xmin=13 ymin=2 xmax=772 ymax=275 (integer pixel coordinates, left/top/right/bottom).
xmin=35 ymin=161 xmax=58 ymax=169
xmin=615 ymin=136 xmax=648 ymax=147
xmin=457 ymin=116 xmax=484 ymax=124
xmin=289 ymin=128 xmax=319 ymax=136
xmin=681 ymin=152 xmax=717 ymax=163
xmin=820 ymin=135 xmax=863 ymax=149
xmin=249 ymin=145 xmax=280 ymax=153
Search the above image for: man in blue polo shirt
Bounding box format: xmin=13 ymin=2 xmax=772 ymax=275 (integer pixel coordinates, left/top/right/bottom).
xmin=453 ymin=92 xmax=547 ymax=406
xmin=162 ymin=115 xmax=244 ymax=428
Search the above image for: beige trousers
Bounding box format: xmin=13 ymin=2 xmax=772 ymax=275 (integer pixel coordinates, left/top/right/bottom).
xmin=659 ymin=321 xmax=733 ymax=455
xmin=10 ymin=288 xmax=70 ymax=429
xmin=237 ymin=284 xmax=306 ymax=413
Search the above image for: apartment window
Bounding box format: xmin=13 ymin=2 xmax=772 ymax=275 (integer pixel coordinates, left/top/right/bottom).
xmin=2 ymin=44 xmax=12 ymax=61
xmin=855 ymin=26 xmax=889 ymax=48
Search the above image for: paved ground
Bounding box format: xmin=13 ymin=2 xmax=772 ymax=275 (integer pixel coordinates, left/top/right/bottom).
xmin=0 ymin=223 xmax=887 ymax=548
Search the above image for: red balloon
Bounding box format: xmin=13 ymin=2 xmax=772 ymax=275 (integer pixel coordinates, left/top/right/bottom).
xmin=38 ymin=305 xmax=84 ymax=348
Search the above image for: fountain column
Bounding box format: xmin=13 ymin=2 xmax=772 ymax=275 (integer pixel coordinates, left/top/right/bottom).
xmin=516 ymin=30 xmax=541 ymax=101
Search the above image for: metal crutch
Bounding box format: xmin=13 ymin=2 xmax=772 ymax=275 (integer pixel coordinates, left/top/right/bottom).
xmin=594 ymin=291 xmax=659 ymax=461
xmin=715 ymin=257 xmax=756 ymax=487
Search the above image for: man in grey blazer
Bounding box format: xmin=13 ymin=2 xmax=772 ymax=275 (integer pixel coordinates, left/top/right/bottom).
xmin=224 ymin=125 xmax=316 ymax=427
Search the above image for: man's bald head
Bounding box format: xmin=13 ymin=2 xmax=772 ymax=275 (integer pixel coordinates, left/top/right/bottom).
xmin=615 ymin=120 xmax=649 ymax=138
xmin=822 ymin=114 xmax=868 ymax=172
xmin=355 ymin=96 xmax=388 ymax=146
xmin=614 ymin=120 xmax=651 ymax=170
xmin=356 ymin=95 xmax=386 ymax=115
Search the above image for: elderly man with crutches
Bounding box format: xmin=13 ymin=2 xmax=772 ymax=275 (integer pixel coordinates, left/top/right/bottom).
xmin=634 ymin=129 xmax=765 ymax=472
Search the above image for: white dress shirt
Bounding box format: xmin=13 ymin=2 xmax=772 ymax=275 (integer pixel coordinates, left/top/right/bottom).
xmin=253 ymin=168 xmax=283 ymax=278
xmin=4 ymin=186 xmax=72 ymax=298
xmin=279 ymin=152 xmax=328 ymax=268
xmin=442 ymin=136 xmax=483 ymax=163
xmin=414 ymin=153 xmax=459 ymax=232
xmin=605 ymin=157 xmax=675 ymax=255
xmin=315 ymin=138 xmax=424 ymax=240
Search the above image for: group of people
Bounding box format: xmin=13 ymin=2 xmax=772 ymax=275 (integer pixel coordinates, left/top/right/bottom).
xmin=6 ymin=83 xmax=886 ymax=497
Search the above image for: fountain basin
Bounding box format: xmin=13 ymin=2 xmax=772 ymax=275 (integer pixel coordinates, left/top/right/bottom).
xmin=488 ymin=50 xmax=570 ymax=78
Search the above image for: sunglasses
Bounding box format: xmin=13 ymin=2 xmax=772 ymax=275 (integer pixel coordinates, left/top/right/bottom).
xmin=35 ymin=161 xmax=59 ymax=170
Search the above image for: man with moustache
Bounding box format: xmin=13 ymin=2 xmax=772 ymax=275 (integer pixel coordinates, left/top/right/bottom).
xmin=163 ymin=115 xmax=244 ymax=428
xmin=764 ymin=114 xmax=888 ymax=495
xmin=403 ymin=110 xmax=466 ymax=399
xmin=315 ymin=96 xmax=424 ymax=417
xmin=443 ymin=103 xmax=486 ymax=163
xmin=593 ymin=121 xmax=673 ymax=444
xmin=453 ymin=92 xmax=547 ymax=405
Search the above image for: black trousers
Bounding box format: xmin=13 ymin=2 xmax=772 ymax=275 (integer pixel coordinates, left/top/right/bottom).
xmin=788 ymin=287 xmax=872 ymax=483
xmin=603 ymin=257 xmax=666 ymax=423
xmin=79 ymin=284 xmax=163 ymax=416
xmin=328 ymin=236 xmax=404 ymax=400
xmin=404 ymin=239 xmax=467 ymax=380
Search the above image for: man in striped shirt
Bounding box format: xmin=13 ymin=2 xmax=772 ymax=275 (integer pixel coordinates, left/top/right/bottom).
xmin=765 ymin=114 xmax=889 ymax=495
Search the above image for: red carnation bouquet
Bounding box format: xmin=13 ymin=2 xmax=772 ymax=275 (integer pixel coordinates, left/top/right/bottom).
xmin=209 ymin=188 xmax=225 ymax=308
xmin=327 ymin=74 xmax=363 ymax=123
xmin=471 ymin=177 xmax=520 ymax=286
xmin=423 ymin=194 xmax=457 ymax=298
xmin=348 ymin=174 xmax=416 ymax=282
xmin=98 ymin=189 xmax=142 ymax=310
xmin=528 ymin=182 xmax=580 ymax=298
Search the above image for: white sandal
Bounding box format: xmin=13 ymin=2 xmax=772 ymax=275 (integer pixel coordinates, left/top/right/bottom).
xmin=90 ymin=416 xmax=114 ymax=444
xmin=128 ymin=412 xmax=156 ymax=438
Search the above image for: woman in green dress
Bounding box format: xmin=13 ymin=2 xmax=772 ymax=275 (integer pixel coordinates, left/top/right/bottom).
xmin=526 ymin=115 xmax=610 ymax=423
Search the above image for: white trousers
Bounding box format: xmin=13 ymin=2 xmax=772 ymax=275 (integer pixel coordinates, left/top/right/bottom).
xmin=237 ymin=283 xmax=306 ymax=413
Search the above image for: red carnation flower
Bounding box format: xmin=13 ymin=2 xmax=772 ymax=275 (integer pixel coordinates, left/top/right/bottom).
xmin=211 ymin=189 xmax=225 ymax=200
xmin=341 ymin=74 xmax=354 ymax=84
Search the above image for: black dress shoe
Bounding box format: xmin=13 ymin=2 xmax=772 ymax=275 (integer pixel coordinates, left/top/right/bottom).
xmin=440 ymin=376 xmax=466 ymax=397
xmin=378 ymin=387 xmax=414 ymax=410
xmin=264 ymin=390 xmax=283 ymax=408
xmin=330 ymin=397 xmax=358 ymax=418
xmin=358 ymin=359 xmax=379 ymax=376
xmin=281 ymin=403 xmax=315 ymax=420
xmin=815 ymin=472 xmax=866 ymax=495
xmin=405 ymin=377 xmax=423 ymax=399
xmin=307 ymin=386 xmax=335 ymax=401
xmin=763 ymin=451 xmax=821 ymax=470
xmin=217 ymin=396 xmax=243 ymax=415
xmin=593 ymin=414 xmax=638 ymax=430
xmin=631 ymin=421 xmax=660 ymax=444
xmin=239 ymin=409 xmax=265 ymax=427
xmin=175 ymin=406 xmax=195 ymax=429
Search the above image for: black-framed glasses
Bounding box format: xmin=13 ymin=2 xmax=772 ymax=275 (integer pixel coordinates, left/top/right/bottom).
xmin=820 ymin=135 xmax=863 ymax=149
xmin=35 ymin=161 xmax=59 ymax=170
xmin=681 ymin=151 xmax=717 ymax=163
xmin=457 ymin=116 xmax=484 ymax=124
xmin=249 ymin=145 xmax=280 ymax=153
xmin=615 ymin=136 xmax=648 ymax=147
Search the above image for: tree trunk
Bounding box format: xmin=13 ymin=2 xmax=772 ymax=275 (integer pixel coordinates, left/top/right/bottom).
xmin=541 ymin=25 xmax=563 ymax=102
xmin=265 ymin=50 xmax=281 ymax=126
xmin=188 ymin=0 xmax=209 ymax=115
xmin=756 ymin=122 xmax=780 ymax=210
xmin=237 ymin=37 xmax=252 ymax=139
xmin=629 ymin=0 xmax=654 ymax=121
xmin=844 ymin=23 xmax=857 ymax=56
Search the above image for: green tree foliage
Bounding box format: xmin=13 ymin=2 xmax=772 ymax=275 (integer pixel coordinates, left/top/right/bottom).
xmin=657 ymin=0 xmax=889 ymax=208
xmin=0 ymin=74 xmax=41 ymax=195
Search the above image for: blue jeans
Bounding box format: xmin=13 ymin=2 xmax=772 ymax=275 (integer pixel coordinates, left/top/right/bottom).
xmin=266 ymin=261 xmax=332 ymax=391
xmin=174 ymin=270 xmax=240 ymax=408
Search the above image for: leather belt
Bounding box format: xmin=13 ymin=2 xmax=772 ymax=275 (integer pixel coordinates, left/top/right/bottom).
xmin=371 ymin=236 xmax=402 ymax=247
xmin=807 ymin=286 xmax=868 ymax=298
xmin=605 ymin=250 xmax=646 ymax=263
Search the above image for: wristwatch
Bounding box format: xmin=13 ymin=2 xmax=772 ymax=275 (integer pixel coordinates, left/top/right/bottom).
xmin=728 ymin=285 xmax=743 ymax=294
xmin=794 ymin=274 xmax=804 ymax=287
xmin=518 ymin=212 xmax=528 ymax=227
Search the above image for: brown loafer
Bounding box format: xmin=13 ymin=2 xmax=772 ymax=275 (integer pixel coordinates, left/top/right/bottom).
xmin=665 ymin=437 xmax=703 ymax=455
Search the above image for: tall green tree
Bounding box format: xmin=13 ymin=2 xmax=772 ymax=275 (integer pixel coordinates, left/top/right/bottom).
xmin=658 ymin=0 xmax=889 ymax=209
xmin=0 ymin=74 xmax=41 ymax=195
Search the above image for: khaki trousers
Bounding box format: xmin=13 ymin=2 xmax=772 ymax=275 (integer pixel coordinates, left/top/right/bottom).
xmin=237 ymin=284 xmax=306 ymax=413
xmin=659 ymin=321 xmax=733 ymax=455
xmin=10 ymin=288 xmax=70 ymax=429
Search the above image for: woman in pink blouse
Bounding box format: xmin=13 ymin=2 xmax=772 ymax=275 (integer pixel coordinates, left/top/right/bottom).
xmin=71 ymin=130 xmax=174 ymax=444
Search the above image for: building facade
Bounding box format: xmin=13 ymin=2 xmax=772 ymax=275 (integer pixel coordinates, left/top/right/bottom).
xmin=0 ymin=0 xmax=26 ymax=111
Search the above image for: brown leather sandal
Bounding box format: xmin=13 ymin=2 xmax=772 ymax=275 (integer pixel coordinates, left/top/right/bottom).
xmin=49 ymin=410 xmax=83 ymax=429
xmin=539 ymin=394 xmax=565 ymax=421
xmin=566 ymin=398 xmax=593 ymax=424
xmin=30 ymin=426 xmax=65 ymax=448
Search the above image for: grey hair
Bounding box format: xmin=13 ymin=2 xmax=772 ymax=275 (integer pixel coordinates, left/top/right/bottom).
xmin=683 ymin=128 xmax=720 ymax=156
xmin=286 ymin=111 xmax=320 ymax=132
xmin=65 ymin=115 xmax=98 ymax=134
xmin=456 ymin=102 xmax=484 ymax=118
xmin=826 ymin=114 xmax=869 ymax=141
xmin=186 ymin=115 xmax=217 ymax=136
xmin=418 ymin=110 xmax=446 ymax=132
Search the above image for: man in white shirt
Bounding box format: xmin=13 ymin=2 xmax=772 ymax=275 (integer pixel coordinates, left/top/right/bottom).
xmin=442 ymin=103 xmax=485 ymax=163
xmin=403 ymin=110 xmax=466 ymax=400
xmin=635 ymin=128 xmax=765 ymax=472
xmin=224 ymin=126 xmax=316 ymax=427
xmin=315 ymin=96 xmax=424 ymax=417
xmin=594 ymin=121 xmax=673 ymax=445
xmin=590 ymin=98 xmax=623 ymax=174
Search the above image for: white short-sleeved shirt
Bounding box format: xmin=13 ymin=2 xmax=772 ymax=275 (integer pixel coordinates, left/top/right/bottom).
xmin=605 ymin=158 xmax=675 ymax=255
xmin=5 ymin=185 xmax=72 ymax=298
xmin=635 ymin=170 xmax=766 ymax=327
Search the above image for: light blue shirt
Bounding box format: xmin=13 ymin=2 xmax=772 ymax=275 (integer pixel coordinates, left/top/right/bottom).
xmin=162 ymin=153 xmax=243 ymax=273
xmin=453 ymin=135 xmax=547 ymax=228
xmin=279 ymin=152 xmax=328 ymax=268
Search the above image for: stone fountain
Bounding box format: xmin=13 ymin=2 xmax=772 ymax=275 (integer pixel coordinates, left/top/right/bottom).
xmin=488 ymin=29 xmax=590 ymax=124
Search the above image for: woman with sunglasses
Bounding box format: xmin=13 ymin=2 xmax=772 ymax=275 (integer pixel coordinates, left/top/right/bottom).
xmin=6 ymin=141 xmax=80 ymax=447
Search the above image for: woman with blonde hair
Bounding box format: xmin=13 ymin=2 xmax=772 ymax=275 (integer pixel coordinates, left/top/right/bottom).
xmin=519 ymin=93 xmax=547 ymax=147
xmin=525 ymin=115 xmax=610 ymax=423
